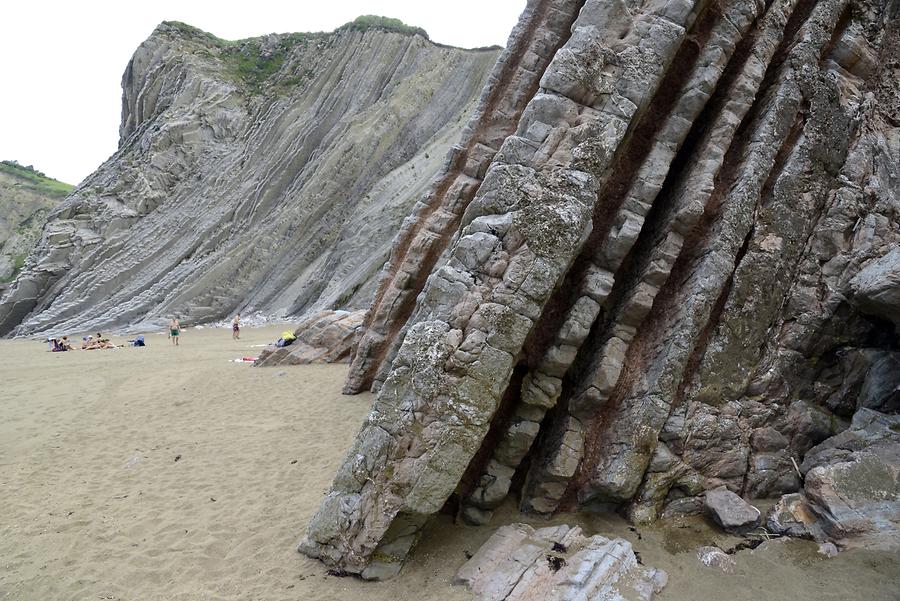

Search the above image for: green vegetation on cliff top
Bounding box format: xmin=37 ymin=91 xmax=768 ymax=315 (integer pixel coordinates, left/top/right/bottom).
xmin=163 ymin=15 xmax=428 ymax=46
xmin=338 ymin=15 xmax=429 ymax=39
xmin=0 ymin=161 xmax=73 ymax=199
xmin=162 ymin=16 xmax=429 ymax=93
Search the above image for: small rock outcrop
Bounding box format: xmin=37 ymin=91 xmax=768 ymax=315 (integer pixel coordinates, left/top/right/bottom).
xmin=301 ymin=0 xmax=898 ymax=579
xmin=254 ymin=310 xmax=364 ymax=366
xmin=453 ymin=523 xmax=667 ymax=601
xmin=0 ymin=20 xmax=500 ymax=336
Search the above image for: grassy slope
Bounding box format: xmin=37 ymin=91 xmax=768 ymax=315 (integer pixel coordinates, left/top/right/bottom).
xmin=0 ymin=161 xmax=73 ymax=282
xmin=161 ymin=15 xmax=436 ymax=94
xmin=0 ymin=161 xmax=73 ymax=199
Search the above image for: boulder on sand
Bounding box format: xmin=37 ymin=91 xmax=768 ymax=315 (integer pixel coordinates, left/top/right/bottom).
xmin=704 ymin=486 xmax=761 ymax=534
xmin=254 ymin=310 xmax=364 ymax=367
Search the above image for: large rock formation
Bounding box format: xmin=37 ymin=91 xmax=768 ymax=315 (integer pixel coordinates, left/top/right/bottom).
xmin=0 ymin=19 xmax=500 ymax=336
xmin=0 ymin=161 xmax=72 ymax=285
xmin=301 ymin=0 xmax=899 ymax=580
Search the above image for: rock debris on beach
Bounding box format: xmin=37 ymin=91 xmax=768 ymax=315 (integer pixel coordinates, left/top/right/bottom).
xmin=453 ymin=523 xmax=667 ymax=601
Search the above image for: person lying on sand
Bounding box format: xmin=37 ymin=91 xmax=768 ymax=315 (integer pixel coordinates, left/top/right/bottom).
xmin=81 ymin=335 xmax=118 ymax=350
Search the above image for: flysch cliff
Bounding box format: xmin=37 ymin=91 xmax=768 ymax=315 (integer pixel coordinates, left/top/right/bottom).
xmin=301 ymin=0 xmax=899 ymax=581
xmin=0 ymin=161 xmax=72 ymax=286
xmin=0 ymin=18 xmax=500 ymax=336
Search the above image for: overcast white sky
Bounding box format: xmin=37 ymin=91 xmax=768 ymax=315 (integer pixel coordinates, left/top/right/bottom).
xmin=0 ymin=1 xmax=524 ymax=185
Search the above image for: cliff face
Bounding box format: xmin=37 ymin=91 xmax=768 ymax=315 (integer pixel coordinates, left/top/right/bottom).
xmin=0 ymin=162 xmax=72 ymax=285
xmin=302 ymin=0 xmax=899 ymax=579
xmin=0 ymin=22 xmax=499 ymax=335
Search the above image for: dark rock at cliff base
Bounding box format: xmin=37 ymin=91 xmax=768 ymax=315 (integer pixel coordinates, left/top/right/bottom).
xmin=857 ymin=352 xmax=900 ymax=413
xmin=801 ymin=408 xmax=900 ymax=474
xmin=770 ymin=409 xmax=900 ymax=551
xmin=850 ymin=247 xmax=900 ymax=330
xmin=804 ymin=445 xmax=900 ymax=551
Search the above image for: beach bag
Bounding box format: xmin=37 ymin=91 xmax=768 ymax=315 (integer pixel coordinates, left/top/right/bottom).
xmin=133 ymin=336 xmax=146 ymax=347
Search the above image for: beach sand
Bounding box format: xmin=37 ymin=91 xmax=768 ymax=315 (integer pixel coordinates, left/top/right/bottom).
xmin=1 ymin=326 xmax=897 ymax=600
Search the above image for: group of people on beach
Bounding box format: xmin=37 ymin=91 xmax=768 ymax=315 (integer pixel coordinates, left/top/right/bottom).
xmin=49 ymin=314 xmax=243 ymax=352
xmin=48 ymin=333 xmax=118 ymax=352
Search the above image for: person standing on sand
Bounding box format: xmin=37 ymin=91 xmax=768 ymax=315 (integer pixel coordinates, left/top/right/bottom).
xmin=169 ymin=318 xmax=181 ymax=346
xmin=232 ymin=313 xmax=241 ymax=340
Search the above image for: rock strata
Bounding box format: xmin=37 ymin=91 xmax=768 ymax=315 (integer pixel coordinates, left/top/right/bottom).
xmin=0 ymin=21 xmax=499 ymax=336
xmin=302 ymin=0 xmax=899 ymax=578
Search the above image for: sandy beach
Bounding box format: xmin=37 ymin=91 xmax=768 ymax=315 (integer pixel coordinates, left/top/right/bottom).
xmin=1 ymin=326 xmax=898 ymax=600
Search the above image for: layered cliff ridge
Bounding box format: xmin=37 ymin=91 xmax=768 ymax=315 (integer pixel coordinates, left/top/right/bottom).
xmin=0 ymin=18 xmax=500 ymax=336
xmin=302 ymin=0 xmax=899 ymax=580
xmin=0 ymin=161 xmax=72 ymax=286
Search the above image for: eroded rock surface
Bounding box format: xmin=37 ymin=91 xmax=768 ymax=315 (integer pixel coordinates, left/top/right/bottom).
xmin=453 ymin=523 xmax=667 ymax=601
xmin=769 ymin=409 xmax=900 ymax=551
xmin=0 ymin=21 xmax=499 ymax=336
xmin=302 ymin=0 xmax=898 ymax=578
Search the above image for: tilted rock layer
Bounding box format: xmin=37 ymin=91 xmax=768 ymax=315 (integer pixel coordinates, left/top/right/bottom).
xmin=302 ymin=0 xmax=899 ymax=579
xmin=0 ymin=22 xmax=499 ymax=336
